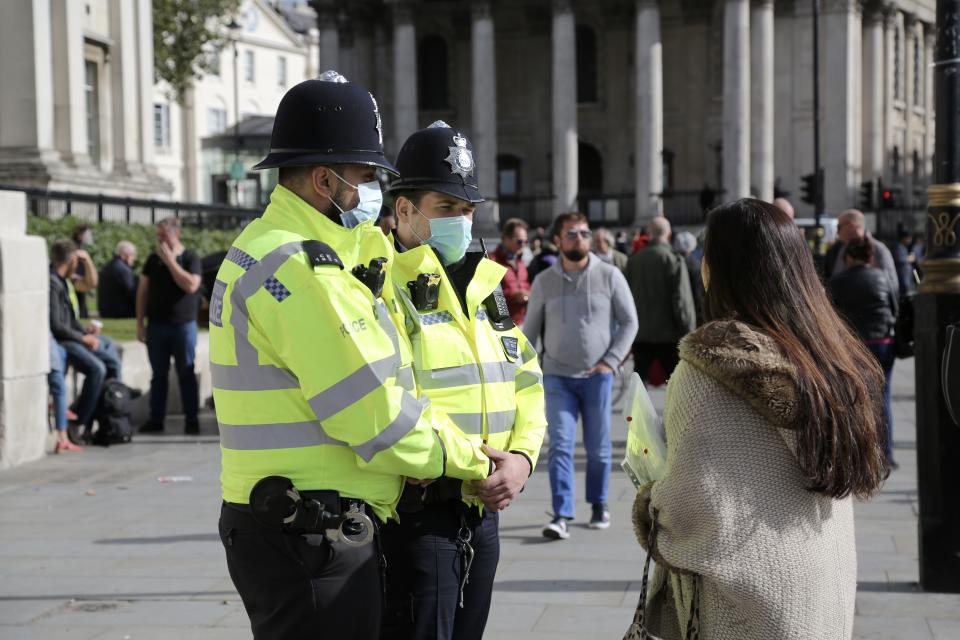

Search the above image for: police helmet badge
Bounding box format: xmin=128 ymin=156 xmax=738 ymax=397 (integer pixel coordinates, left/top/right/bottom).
xmin=445 ymin=132 xmax=474 ymax=178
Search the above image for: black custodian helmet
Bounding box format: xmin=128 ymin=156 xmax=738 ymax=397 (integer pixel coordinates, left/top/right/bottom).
xmin=388 ymin=121 xmax=484 ymax=203
xmin=252 ymin=70 xmax=397 ymax=173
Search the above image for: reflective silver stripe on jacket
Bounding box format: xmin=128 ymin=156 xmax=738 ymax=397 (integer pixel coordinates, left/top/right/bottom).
xmin=219 ymin=420 xmax=348 ymax=450
xmin=515 ymin=369 xmax=543 ymax=392
xmin=308 ymin=355 xmax=398 ymax=423
xmin=446 ymin=409 xmax=516 ymax=435
xmin=352 ymin=393 xmax=426 ymax=462
xmin=417 ymin=361 xmax=517 ymax=390
xmin=397 ymin=365 xmax=415 ymax=391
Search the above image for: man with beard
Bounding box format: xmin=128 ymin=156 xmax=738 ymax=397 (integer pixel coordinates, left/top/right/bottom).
xmin=523 ymin=213 xmax=638 ymax=539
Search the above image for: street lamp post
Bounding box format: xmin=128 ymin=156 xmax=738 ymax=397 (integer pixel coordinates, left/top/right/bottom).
xmin=914 ymin=0 xmax=960 ymax=593
xmin=228 ymin=18 xmax=242 ymax=207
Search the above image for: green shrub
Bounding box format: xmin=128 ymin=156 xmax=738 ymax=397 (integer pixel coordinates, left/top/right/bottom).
xmin=27 ymin=217 xmax=242 ymax=271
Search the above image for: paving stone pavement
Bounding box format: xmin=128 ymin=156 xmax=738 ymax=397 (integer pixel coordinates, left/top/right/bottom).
xmin=1 ymin=357 xmax=958 ymax=639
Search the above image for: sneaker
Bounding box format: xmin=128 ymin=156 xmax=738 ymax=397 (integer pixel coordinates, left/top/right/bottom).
xmin=542 ymin=516 xmax=570 ymax=540
xmin=589 ymin=503 xmax=611 ymax=530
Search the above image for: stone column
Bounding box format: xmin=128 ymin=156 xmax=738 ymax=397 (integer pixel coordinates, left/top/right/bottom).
xmin=904 ymin=12 xmax=917 ymax=206
xmin=552 ymin=0 xmax=578 ymax=215
xmin=883 ymin=7 xmax=898 ymax=185
xmin=924 ymin=25 xmax=935 ymax=181
xmin=862 ymin=5 xmax=885 ymax=183
xmin=472 ymin=0 xmax=499 ymax=232
xmin=137 ymin=0 xmax=155 ymax=168
xmin=316 ymin=0 xmax=340 ymax=72
xmin=351 ymin=7 xmax=375 ymax=89
xmin=750 ymin=0 xmax=774 ymax=201
xmin=0 ymin=0 xmax=55 ymax=161
xmin=722 ymin=0 xmax=750 ymax=201
xmin=635 ymin=0 xmax=663 ymax=219
xmin=110 ymin=0 xmax=143 ymax=174
xmin=393 ymin=2 xmax=418 ymax=151
xmin=821 ymin=0 xmax=862 ymax=214
xmin=0 ymin=190 xmax=52 ymax=469
xmin=305 ymin=28 xmax=320 ymax=79
xmin=50 ymin=0 xmax=89 ymax=166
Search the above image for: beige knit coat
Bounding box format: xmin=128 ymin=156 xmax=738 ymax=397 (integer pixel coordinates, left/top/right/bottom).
xmin=632 ymin=320 xmax=857 ymax=639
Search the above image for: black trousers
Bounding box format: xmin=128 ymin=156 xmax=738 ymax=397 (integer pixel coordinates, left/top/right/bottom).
xmin=632 ymin=341 xmax=681 ymax=382
xmin=219 ymin=503 xmax=383 ymax=640
xmin=380 ymin=504 xmax=499 ymax=640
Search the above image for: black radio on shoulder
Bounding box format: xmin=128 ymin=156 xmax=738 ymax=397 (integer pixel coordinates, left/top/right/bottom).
xmin=408 ymin=273 xmax=441 ymax=311
xmin=351 ymin=257 xmax=387 ymax=298
xmin=484 ymin=286 xmax=514 ymax=330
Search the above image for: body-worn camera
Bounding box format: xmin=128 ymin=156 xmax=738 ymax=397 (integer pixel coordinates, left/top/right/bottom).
xmin=352 ymin=257 xmax=388 ymax=298
xmin=408 ymin=273 xmax=441 ymax=311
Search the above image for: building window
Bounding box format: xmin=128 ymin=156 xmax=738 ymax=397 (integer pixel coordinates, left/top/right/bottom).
xmin=892 ymin=146 xmax=901 ymax=178
xmin=84 ymin=60 xmax=100 ymax=164
xmin=244 ymin=50 xmax=255 ymax=82
xmin=208 ymin=107 xmax=227 ymax=134
xmin=497 ymin=155 xmax=522 ymax=196
xmin=277 ymin=56 xmax=287 ymax=88
xmin=662 ymin=149 xmax=674 ymax=192
xmin=209 ymin=49 xmax=221 ymax=77
xmin=913 ymin=34 xmax=922 ymax=107
xmin=576 ymin=25 xmax=598 ymax=104
xmin=894 ymin=24 xmax=902 ymax=101
xmin=913 ymin=150 xmax=922 ymax=183
xmin=154 ymin=103 xmax=171 ymax=148
xmin=417 ymin=35 xmax=449 ymax=110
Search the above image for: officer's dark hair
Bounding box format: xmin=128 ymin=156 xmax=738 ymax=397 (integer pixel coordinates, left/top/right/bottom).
xmin=392 ymin=189 xmax=429 ymax=209
xmin=844 ymin=236 xmax=874 ymax=264
xmin=50 ymin=239 xmax=77 ymax=266
xmin=702 ymin=198 xmax=887 ymax=499
xmin=551 ymin=212 xmax=588 ymax=240
xmin=501 ymin=218 xmax=528 ymax=239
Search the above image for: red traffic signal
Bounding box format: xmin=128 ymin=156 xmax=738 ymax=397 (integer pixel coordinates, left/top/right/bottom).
xmin=882 ymin=190 xmax=892 ymax=201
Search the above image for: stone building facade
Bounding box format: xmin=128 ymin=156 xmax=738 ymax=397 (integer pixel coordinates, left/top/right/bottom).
xmin=324 ymin=0 xmax=935 ymax=233
xmin=0 ymin=0 xmax=170 ymax=198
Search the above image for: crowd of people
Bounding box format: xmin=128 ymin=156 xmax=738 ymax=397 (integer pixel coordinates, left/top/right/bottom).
xmin=46 ymin=217 xmax=204 ymax=451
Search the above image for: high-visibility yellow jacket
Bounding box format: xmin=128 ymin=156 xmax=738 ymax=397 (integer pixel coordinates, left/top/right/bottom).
xmin=210 ymin=186 xmax=489 ymax=522
xmin=390 ymin=243 xmax=547 ymax=508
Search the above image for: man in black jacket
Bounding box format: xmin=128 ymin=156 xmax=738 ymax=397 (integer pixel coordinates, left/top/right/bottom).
xmin=98 ymin=241 xmax=138 ymax=318
xmin=50 ymin=240 xmax=122 ymax=431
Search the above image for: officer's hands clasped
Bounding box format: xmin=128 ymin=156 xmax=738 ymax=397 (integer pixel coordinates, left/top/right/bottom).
xmin=473 ymin=445 xmax=530 ymax=512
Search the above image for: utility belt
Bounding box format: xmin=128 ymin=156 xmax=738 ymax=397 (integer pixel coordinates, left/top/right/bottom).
xmin=224 ymin=475 xmax=376 ymax=547
xmin=397 ymin=477 xmax=464 ymax=513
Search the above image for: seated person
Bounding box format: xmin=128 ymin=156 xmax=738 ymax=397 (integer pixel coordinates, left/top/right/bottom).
xmin=49 ymin=240 xmax=122 ymax=435
xmin=98 ymin=240 xmax=138 ymax=318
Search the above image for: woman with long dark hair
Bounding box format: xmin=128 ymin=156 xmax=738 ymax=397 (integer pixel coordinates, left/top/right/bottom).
xmin=628 ymin=199 xmax=887 ymax=639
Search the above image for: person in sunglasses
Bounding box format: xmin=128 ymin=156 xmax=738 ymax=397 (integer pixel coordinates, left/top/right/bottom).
xmin=524 ymin=213 xmax=638 ymax=539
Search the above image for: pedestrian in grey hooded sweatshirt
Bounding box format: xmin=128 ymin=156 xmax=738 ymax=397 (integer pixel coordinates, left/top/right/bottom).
xmin=524 ymin=212 xmax=638 ymax=541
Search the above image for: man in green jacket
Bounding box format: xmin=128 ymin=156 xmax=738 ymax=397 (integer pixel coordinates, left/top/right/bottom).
xmin=624 ymin=216 xmax=696 ymax=381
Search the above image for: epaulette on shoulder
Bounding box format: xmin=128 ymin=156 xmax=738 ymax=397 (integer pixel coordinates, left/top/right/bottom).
xmin=302 ymin=240 xmax=344 ymax=270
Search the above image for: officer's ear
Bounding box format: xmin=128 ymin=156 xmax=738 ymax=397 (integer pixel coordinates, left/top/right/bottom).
xmin=309 ymin=166 xmax=337 ymax=201
xmin=394 ymin=195 xmax=412 ymax=224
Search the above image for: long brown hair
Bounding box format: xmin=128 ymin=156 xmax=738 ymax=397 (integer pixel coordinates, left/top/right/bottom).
xmin=703 ymin=198 xmax=887 ymax=499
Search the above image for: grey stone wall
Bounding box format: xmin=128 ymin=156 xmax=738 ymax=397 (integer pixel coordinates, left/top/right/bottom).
xmin=0 ymin=190 xmax=51 ymax=469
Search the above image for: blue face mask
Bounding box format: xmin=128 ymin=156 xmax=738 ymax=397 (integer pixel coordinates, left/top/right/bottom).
xmin=411 ymin=204 xmax=473 ymax=265
xmin=329 ymin=169 xmax=383 ymax=228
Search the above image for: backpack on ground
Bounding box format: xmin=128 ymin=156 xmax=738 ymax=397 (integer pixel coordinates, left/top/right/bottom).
xmin=92 ymin=379 xmax=133 ymax=446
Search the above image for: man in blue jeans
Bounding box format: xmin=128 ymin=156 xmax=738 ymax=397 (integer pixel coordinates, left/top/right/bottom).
xmin=49 ymin=240 xmax=123 ymax=440
xmin=524 ymin=212 xmax=638 ymax=539
xmin=136 ymin=218 xmax=202 ymax=434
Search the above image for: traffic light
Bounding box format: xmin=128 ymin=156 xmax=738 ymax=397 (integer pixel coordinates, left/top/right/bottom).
xmin=878 ymin=181 xmax=902 ymax=209
xmin=859 ymin=179 xmax=875 ymax=211
xmin=800 ymin=172 xmax=816 ymax=205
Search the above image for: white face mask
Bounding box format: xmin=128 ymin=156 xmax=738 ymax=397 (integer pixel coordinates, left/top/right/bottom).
xmin=328 ymin=169 xmax=383 ymax=228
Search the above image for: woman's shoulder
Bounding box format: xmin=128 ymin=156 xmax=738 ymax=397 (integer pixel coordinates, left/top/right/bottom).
xmin=676 ymin=320 xmax=801 ymax=430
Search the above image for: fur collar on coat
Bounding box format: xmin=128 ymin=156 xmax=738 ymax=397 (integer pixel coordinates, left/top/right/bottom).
xmin=678 ymin=319 xmax=801 ymax=431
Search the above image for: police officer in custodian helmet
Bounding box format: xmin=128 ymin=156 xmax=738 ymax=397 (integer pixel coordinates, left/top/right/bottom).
xmin=212 ymin=73 xmax=491 ymax=640
xmin=379 ymin=121 xmax=547 ymax=640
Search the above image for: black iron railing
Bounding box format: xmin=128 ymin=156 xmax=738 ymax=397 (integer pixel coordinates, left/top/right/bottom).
xmin=2 ymin=184 xmax=261 ymax=229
